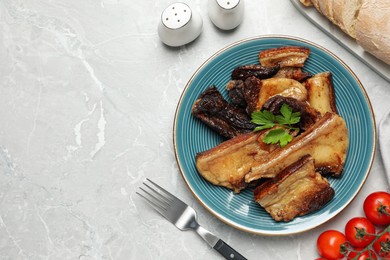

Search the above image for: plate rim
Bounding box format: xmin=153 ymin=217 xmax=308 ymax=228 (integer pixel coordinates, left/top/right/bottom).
xmin=173 ymin=34 xmax=377 ymax=236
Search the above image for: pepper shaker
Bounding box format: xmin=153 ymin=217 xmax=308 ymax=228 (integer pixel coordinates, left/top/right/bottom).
xmin=158 ymin=2 xmax=203 ymax=47
xmin=208 ymin=0 xmax=244 ymax=30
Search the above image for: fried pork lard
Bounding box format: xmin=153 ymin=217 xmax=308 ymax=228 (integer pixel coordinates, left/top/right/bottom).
xmin=254 ymin=155 xmax=335 ymax=222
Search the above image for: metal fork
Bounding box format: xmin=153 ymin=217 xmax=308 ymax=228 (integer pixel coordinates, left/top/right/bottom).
xmin=136 ymin=178 xmax=247 ymax=260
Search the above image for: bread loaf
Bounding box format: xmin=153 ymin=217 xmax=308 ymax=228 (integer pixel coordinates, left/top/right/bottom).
xmin=356 ymin=0 xmax=390 ymax=64
xmin=341 ymin=0 xmax=362 ymax=38
xmin=300 ymin=0 xmax=390 ymax=65
xmin=332 ymin=0 xmax=345 ymax=33
xmin=300 ymin=0 xmax=313 ymax=7
xmin=318 ymin=0 xmax=334 ymax=24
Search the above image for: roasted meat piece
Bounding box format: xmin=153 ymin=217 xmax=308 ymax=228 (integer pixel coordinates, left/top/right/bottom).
xmin=192 ymin=86 xmax=255 ymax=139
xmin=254 ymin=155 xmax=334 ymax=222
xmin=242 ymin=76 xmax=262 ymax=114
xmin=262 ymin=95 xmax=320 ymax=131
xmin=259 ymin=46 xmax=311 ymax=68
xmin=195 ymin=131 xmax=271 ymax=193
xmin=226 ymin=80 xmax=246 ymax=108
xmin=196 ymin=112 xmax=348 ymax=192
xmin=254 ymin=78 xmax=308 ymax=113
xmin=305 ymin=72 xmax=338 ymax=115
xmin=231 ymin=64 xmax=280 ymax=81
xmin=273 ymin=67 xmax=312 ymax=82
xmin=229 ymin=77 xmax=309 ymax=115
xmin=246 ymin=112 xmax=348 ymax=182
xmin=226 ymin=77 xmax=263 ymax=115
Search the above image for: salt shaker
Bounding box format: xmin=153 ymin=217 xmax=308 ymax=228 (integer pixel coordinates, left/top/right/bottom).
xmin=157 ymin=2 xmax=203 ymax=47
xmin=208 ymin=0 xmax=245 ymax=30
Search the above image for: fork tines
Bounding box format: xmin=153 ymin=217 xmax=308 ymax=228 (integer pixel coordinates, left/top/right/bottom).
xmin=136 ymin=178 xmax=175 ymax=216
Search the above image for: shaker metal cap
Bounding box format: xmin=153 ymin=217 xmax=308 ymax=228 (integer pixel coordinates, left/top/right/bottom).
xmin=208 ymin=0 xmax=244 ymax=30
xmin=216 ymin=0 xmax=240 ymax=10
xmin=161 ymin=3 xmax=192 ymax=30
xmin=158 ymin=2 xmax=203 ymax=47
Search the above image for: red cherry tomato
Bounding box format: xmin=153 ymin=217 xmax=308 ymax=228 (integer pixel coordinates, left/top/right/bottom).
xmin=363 ymin=191 xmax=390 ymax=226
xmin=345 ymin=217 xmax=376 ymax=248
xmin=347 ymin=248 xmax=377 ymax=260
xmin=373 ymin=230 xmax=390 ymax=259
xmin=317 ymin=230 xmax=347 ymax=260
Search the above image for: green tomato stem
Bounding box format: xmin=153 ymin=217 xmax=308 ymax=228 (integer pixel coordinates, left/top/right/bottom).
xmin=349 ymin=225 xmax=390 ymax=260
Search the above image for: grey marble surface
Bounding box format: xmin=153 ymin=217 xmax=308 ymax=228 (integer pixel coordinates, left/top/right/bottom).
xmin=1 ymin=0 xmax=390 ymax=259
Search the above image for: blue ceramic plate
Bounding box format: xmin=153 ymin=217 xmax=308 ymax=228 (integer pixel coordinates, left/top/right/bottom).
xmin=173 ymin=36 xmax=376 ymax=235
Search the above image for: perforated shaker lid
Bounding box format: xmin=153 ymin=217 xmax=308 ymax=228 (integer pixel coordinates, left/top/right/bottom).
xmin=161 ymin=3 xmax=192 ymax=30
xmin=216 ymin=0 xmax=240 ymax=10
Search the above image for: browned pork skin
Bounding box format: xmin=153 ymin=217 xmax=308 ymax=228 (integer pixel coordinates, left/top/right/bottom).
xmin=192 ymin=86 xmax=255 ymax=139
xmin=305 ymin=72 xmax=338 ymax=116
xmin=273 ymin=67 xmax=312 ymax=82
xmin=195 ymin=112 xmax=347 ymax=193
xmin=245 ymin=112 xmax=348 ymax=182
xmin=226 ymin=80 xmax=247 ymax=108
xmin=242 ymin=76 xmax=262 ymax=114
xmin=226 ymin=77 xmax=262 ymax=113
xmin=229 ymin=77 xmax=309 ymax=115
xmin=227 ymin=76 xmax=310 ymax=116
xmin=195 ymin=130 xmax=274 ymax=193
xmin=259 ymin=46 xmax=311 ymax=68
xmin=231 ymin=64 xmax=280 ymax=81
xmin=254 ymin=155 xmax=334 ymax=222
xmin=255 ymin=78 xmax=308 ymax=112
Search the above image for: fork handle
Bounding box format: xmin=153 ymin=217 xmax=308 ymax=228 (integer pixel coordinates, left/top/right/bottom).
xmin=213 ymin=239 xmax=247 ymax=260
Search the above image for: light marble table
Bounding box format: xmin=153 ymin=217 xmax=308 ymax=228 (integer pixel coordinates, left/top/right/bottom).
xmin=1 ymin=0 xmax=390 ymax=259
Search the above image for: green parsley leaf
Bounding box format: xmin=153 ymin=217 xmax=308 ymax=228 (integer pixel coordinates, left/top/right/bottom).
xmin=275 ymin=104 xmax=301 ymax=126
xmin=253 ymin=124 xmax=274 ymax=132
xmin=263 ymin=128 xmax=293 ymax=148
xmin=251 ymin=110 xmax=275 ymax=127
xmin=250 ymin=103 xmax=301 ymax=147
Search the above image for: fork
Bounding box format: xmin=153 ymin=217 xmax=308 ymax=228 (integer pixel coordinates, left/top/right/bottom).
xmin=137 ymin=178 xmax=247 ymax=260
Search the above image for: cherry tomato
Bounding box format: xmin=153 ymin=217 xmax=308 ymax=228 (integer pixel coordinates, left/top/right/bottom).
xmin=345 ymin=217 xmax=376 ymax=248
xmin=347 ymin=248 xmax=377 ymax=260
xmin=363 ymin=191 xmax=390 ymax=226
xmin=317 ymin=230 xmax=347 ymax=260
xmin=373 ymin=230 xmax=390 ymax=259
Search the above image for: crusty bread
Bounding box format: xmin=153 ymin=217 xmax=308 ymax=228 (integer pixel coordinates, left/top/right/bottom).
xmin=300 ymin=0 xmax=390 ymax=65
xmin=326 ymin=0 xmax=361 ymax=38
xmin=342 ymin=0 xmax=362 ymax=38
xmin=310 ymin=0 xmax=321 ymax=11
xmin=307 ymin=0 xmax=361 ymax=38
xmin=332 ymin=0 xmax=346 ymax=32
xmin=318 ymin=0 xmax=334 ymax=24
xmin=299 ymin=0 xmax=313 ymax=7
xmin=356 ymin=0 xmax=390 ymax=64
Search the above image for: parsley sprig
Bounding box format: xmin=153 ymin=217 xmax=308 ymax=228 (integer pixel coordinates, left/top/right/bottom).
xmin=251 ymin=104 xmax=301 ymax=147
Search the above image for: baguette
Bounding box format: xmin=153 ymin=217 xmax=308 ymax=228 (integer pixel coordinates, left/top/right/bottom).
xmin=318 ymin=0 xmax=334 ymax=24
xmin=340 ymin=0 xmax=362 ymax=38
xmin=356 ymin=0 xmax=390 ymax=64
xmin=332 ymin=0 xmax=345 ymax=33
xmin=299 ymin=0 xmax=313 ymax=7
xmin=310 ymin=0 xmax=321 ymax=11
xmin=300 ymin=0 xmax=390 ymax=65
